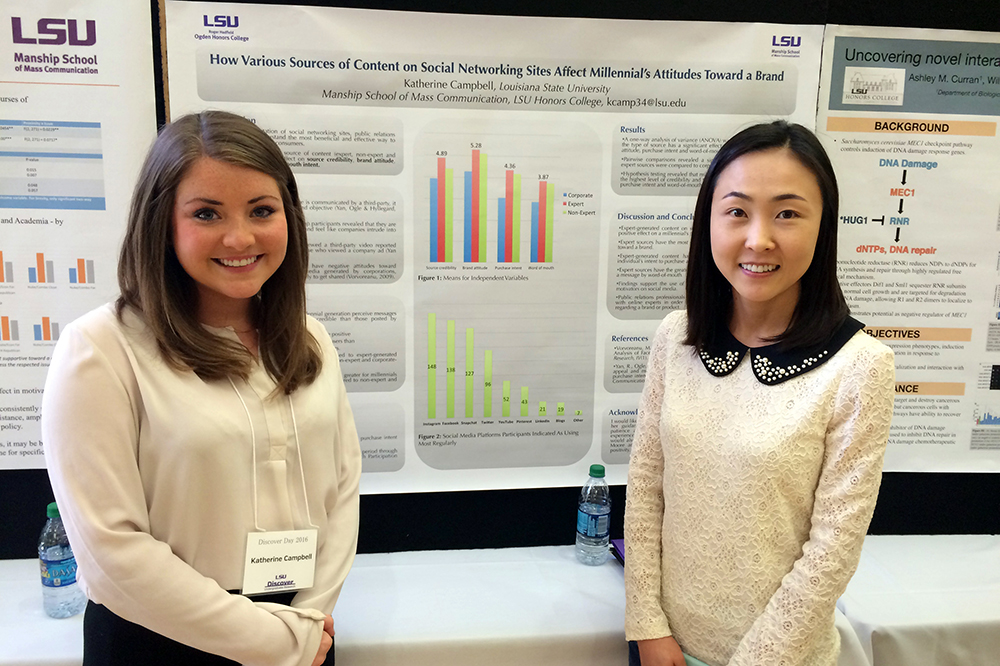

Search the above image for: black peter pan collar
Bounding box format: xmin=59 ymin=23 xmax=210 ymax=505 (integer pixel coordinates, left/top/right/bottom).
xmin=697 ymin=316 xmax=865 ymax=385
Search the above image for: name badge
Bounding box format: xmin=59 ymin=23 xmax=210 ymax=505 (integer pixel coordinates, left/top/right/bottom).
xmin=242 ymin=529 xmax=317 ymax=596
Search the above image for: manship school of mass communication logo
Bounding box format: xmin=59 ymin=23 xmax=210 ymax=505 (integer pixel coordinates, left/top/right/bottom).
xmin=842 ymin=66 xmax=906 ymax=106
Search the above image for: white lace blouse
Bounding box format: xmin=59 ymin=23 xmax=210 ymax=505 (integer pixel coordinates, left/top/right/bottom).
xmin=624 ymin=310 xmax=894 ymax=666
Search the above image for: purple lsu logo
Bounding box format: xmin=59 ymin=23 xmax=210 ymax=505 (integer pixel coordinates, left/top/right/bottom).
xmin=203 ymin=15 xmax=239 ymax=28
xmin=772 ymin=35 xmax=801 ymax=48
xmin=11 ymin=17 xmax=96 ymax=46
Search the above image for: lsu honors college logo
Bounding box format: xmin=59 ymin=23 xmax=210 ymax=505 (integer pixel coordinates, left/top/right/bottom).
xmin=843 ymin=67 xmax=905 ymax=106
xmin=11 ymin=17 xmax=96 ymax=45
xmin=203 ymin=14 xmax=239 ymax=28
xmin=195 ymin=14 xmax=247 ymax=43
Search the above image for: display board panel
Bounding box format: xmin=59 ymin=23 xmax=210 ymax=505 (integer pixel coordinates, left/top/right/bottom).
xmin=0 ymin=0 xmax=157 ymax=470
xmin=165 ymin=2 xmax=825 ymax=492
xmin=818 ymin=25 xmax=1000 ymax=471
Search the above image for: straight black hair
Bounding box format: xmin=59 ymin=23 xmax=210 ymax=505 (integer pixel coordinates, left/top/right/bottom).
xmin=684 ymin=120 xmax=849 ymax=350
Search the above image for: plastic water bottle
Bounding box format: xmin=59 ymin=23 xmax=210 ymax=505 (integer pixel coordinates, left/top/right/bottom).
xmin=38 ymin=502 xmax=87 ymax=618
xmin=576 ymin=464 xmax=611 ymax=565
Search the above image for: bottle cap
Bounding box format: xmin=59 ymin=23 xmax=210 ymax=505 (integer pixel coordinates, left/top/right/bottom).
xmin=46 ymin=502 xmax=60 ymax=519
xmin=589 ymin=464 xmax=605 ymax=478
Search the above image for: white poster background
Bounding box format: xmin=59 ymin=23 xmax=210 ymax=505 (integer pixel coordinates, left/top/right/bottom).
xmin=819 ymin=25 xmax=1000 ymax=472
xmin=0 ymin=0 xmax=157 ymax=470
xmin=166 ymin=2 xmax=825 ymax=493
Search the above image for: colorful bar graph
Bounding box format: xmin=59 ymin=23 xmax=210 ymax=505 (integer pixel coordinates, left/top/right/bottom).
xmin=539 ymin=401 xmax=547 ymax=416
xmin=29 ymin=252 xmax=55 ymax=283
xmin=0 ymin=251 xmax=5 ymax=283
xmin=427 ymin=149 xmax=555 ymax=265
xmin=520 ymin=386 xmax=529 ymax=417
xmin=502 ymin=380 xmax=511 ymax=417
xmin=430 ymin=158 xmax=455 ymax=263
xmin=33 ymin=316 xmax=59 ymax=341
xmin=557 ymin=402 xmax=565 ymax=416
xmin=1 ymin=316 xmax=19 ymax=341
xmin=69 ymin=258 xmax=96 ymax=284
xmin=977 ymin=411 xmax=1000 ymax=425
xmin=530 ymin=182 xmax=556 ymax=263
xmin=497 ymin=172 xmax=523 ymax=264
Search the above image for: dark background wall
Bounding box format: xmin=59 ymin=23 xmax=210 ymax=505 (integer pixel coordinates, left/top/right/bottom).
xmin=2 ymin=0 xmax=998 ymax=559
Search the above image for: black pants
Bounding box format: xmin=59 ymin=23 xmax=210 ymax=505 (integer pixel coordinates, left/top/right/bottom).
xmin=83 ymin=593 xmax=335 ymax=666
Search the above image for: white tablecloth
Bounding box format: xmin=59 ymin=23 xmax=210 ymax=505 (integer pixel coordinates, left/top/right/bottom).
xmin=335 ymin=546 xmax=627 ymax=665
xmin=0 ymin=559 xmax=83 ymax=666
xmin=5 ymin=540 xmax=976 ymax=666
xmin=837 ymin=535 xmax=1000 ymax=666
xmin=0 ymin=546 xmax=628 ymax=666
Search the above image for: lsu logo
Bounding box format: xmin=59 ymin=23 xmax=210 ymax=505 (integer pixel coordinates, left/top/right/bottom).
xmin=11 ymin=17 xmax=96 ymax=45
xmin=203 ymin=15 xmax=239 ymax=28
xmin=772 ymin=35 xmax=801 ymax=48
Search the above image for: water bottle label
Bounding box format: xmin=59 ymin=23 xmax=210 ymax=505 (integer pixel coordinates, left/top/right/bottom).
xmin=40 ymin=556 xmax=78 ymax=588
xmin=576 ymin=509 xmax=610 ymax=538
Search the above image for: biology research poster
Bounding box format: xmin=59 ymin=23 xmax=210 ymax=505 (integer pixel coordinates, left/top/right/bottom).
xmin=819 ymin=25 xmax=1000 ymax=471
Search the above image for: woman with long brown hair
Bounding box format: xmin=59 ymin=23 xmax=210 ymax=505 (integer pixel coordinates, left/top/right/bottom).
xmin=43 ymin=111 xmax=359 ymax=666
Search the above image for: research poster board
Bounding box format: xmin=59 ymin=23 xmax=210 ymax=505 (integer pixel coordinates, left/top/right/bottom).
xmin=818 ymin=25 xmax=1000 ymax=471
xmin=0 ymin=0 xmax=157 ymax=470
xmin=165 ymin=1 xmax=825 ymax=492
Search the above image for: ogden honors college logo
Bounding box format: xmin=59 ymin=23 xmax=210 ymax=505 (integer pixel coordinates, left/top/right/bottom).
xmin=842 ymin=67 xmax=905 ymax=106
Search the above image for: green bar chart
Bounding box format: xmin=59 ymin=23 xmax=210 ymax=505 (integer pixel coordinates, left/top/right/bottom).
xmin=425 ymin=312 xmax=584 ymax=421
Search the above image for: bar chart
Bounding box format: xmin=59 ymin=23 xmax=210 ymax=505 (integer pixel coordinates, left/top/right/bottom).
xmin=414 ymin=120 xmax=600 ymax=470
xmin=415 ymin=299 xmax=595 ymax=470
xmin=0 ymin=315 xmax=18 ymax=341
xmin=33 ymin=317 xmax=60 ymax=342
xmin=974 ymin=405 xmax=1000 ymax=426
xmin=416 ymin=119 xmax=600 ymax=267
xmin=69 ymin=258 xmax=95 ymax=284
xmin=429 ymin=151 xmax=557 ymax=264
xmin=0 ymin=251 xmax=12 ymax=284
xmin=28 ymin=253 xmax=54 ymax=284
xmin=425 ymin=312 xmax=583 ymax=420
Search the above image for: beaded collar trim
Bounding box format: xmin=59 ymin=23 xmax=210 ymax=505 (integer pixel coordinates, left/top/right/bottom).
xmin=697 ymin=316 xmax=865 ymax=385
